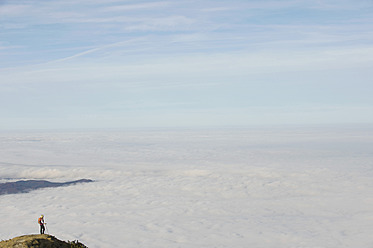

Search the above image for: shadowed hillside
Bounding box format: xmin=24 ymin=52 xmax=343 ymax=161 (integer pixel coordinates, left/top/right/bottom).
xmin=0 ymin=179 xmax=93 ymax=195
xmin=0 ymin=234 xmax=87 ymax=248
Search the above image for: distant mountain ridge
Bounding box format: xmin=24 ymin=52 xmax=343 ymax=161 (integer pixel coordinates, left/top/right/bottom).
xmin=0 ymin=179 xmax=93 ymax=195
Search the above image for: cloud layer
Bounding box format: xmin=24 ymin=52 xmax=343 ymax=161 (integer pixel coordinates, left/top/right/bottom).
xmin=0 ymin=127 xmax=372 ymax=247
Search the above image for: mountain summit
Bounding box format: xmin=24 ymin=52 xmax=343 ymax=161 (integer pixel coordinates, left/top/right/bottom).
xmin=0 ymin=234 xmax=87 ymax=248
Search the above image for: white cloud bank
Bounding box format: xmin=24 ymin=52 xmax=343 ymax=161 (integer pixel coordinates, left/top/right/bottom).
xmin=0 ymin=126 xmax=372 ymax=248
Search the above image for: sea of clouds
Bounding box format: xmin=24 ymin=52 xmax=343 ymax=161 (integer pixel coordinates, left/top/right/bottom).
xmin=0 ymin=126 xmax=372 ymax=248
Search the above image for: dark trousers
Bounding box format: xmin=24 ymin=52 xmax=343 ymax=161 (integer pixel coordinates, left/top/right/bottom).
xmin=40 ymin=224 xmax=45 ymax=234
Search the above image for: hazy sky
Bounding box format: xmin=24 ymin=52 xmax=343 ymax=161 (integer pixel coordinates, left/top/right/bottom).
xmin=1 ymin=0 xmax=372 ymax=129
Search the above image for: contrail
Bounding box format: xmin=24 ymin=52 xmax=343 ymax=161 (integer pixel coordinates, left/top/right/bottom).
xmin=45 ymin=37 xmax=146 ymax=65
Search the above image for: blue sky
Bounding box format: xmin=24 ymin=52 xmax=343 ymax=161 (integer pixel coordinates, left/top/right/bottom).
xmin=1 ymin=0 xmax=373 ymax=129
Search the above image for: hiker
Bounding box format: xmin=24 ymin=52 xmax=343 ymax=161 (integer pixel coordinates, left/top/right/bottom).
xmin=38 ymin=215 xmax=45 ymax=234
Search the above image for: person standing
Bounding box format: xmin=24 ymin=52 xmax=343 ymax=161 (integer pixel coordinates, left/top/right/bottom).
xmin=38 ymin=215 xmax=45 ymax=234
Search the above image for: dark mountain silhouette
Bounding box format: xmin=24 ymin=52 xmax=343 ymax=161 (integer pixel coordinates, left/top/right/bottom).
xmin=0 ymin=179 xmax=93 ymax=195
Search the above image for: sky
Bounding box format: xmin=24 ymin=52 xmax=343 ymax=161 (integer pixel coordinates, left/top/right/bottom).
xmin=0 ymin=0 xmax=373 ymax=129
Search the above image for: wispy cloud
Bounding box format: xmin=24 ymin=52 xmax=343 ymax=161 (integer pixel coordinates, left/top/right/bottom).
xmin=0 ymin=4 xmax=30 ymax=16
xmin=103 ymin=1 xmax=172 ymax=12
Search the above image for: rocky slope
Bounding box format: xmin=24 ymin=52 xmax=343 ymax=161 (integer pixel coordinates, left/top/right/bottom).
xmin=0 ymin=234 xmax=87 ymax=248
xmin=0 ymin=179 xmax=93 ymax=195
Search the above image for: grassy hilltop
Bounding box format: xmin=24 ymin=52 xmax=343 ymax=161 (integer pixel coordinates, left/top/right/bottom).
xmin=0 ymin=234 xmax=87 ymax=248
